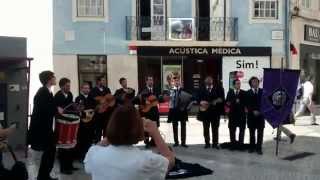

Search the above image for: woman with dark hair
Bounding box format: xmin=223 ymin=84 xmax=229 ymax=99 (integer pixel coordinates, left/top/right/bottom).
xmin=246 ymin=76 xmax=265 ymax=155
xmin=84 ymin=106 xmax=175 ymax=180
xmin=28 ymin=71 xmax=62 ymax=180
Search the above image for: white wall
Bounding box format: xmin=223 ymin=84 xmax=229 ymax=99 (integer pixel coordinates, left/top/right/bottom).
xmin=107 ymin=55 xmax=138 ymax=93
xmin=53 ymin=55 xmax=79 ymax=97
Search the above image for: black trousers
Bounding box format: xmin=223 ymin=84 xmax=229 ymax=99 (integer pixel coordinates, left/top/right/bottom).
xmin=173 ymin=121 xmax=186 ymax=144
xmin=38 ymin=144 xmax=56 ymax=179
xmin=202 ymin=120 xmax=219 ymax=145
xmin=249 ymin=128 xmax=264 ymax=151
xmin=58 ymin=148 xmax=73 ymax=171
xmin=229 ymin=127 xmax=245 ymax=144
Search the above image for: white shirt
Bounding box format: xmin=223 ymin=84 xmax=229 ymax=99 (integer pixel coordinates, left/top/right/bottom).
xmin=303 ymin=81 xmax=314 ymax=98
xmin=84 ymin=145 xmax=169 ymax=180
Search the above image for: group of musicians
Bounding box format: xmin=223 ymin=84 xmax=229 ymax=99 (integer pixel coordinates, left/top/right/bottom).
xmin=28 ymin=70 xmax=266 ymax=180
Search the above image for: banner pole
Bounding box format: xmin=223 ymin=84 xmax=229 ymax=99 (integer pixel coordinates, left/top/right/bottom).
xmin=276 ymin=57 xmax=285 ymax=156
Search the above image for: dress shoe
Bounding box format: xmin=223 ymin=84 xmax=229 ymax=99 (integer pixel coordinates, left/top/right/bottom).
xmin=173 ymin=143 xmax=179 ymax=147
xmin=204 ymin=144 xmax=210 ymax=149
xmin=212 ymin=144 xmax=220 ymax=150
xmin=181 ymin=144 xmax=188 ymax=148
xmin=60 ymin=169 xmax=73 ymax=175
xmin=290 ymin=134 xmax=296 ymax=144
xmin=257 ymin=150 xmax=263 ymax=155
xmin=311 ymin=123 xmax=319 ymax=126
xmin=37 ymin=176 xmax=58 ymax=180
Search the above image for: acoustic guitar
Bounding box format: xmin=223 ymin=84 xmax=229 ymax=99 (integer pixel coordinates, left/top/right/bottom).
xmin=95 ymin=94 xmax=116 ymax=113
xmin=140 ymin=95 xmax=159 ymax=113
xmin=81 ymin=109 xmax=95 ymax=123
xmin=199 ymin=98 xmax=223 ymax=112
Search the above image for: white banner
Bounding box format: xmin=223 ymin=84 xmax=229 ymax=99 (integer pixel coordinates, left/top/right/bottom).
xmin=222 ymin=56 xmax=270 ymax=91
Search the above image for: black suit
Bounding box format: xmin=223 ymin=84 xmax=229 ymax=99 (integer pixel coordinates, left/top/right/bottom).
xmin=88 ymin=86 xmax=112 ymax=142
xmin=168 ymin=88 xmax=191 ymax=145
xmin=75 ymin=94 xmax=95 ymax=160
xmin=197 ymin=86 xmax=225 ymax=146
xmin=226 ymin=89 xmax=247 ymax=144
xmin=28 ymin=87 xmax=57 ymax=179
xmin=54 ymin=90 xmax=75 ymax=172
xmin=246 ymin=88 xmax=265 ymax=151
xmin=114 ymin=88 xmax=135 ymax=105
xmin=137 ymin=86 xmax=162 ymax=146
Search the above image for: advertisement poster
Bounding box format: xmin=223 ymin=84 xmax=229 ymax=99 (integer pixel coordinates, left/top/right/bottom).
xmin=168 ymin=18 xmax=194 ymax=40
xmin=222 ymin=56 xmax=270 ymax=91
xmin=162 ymin=65 xmax=182 ymax=90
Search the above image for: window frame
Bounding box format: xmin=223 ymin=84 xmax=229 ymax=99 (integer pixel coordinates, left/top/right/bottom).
xmin=72 ymin=0 xmax=109 ymax=22
xmin=249 ymin=0 xmax=282 ymax=24
xmin=301 ymin=0 xmax=311 ymax=9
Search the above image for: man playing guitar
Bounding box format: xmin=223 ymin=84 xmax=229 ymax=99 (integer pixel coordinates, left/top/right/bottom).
xmin=197 ymin=76 xmax=225 ymax=149
xmin=114 ymin=77 xmax=135 ymax=105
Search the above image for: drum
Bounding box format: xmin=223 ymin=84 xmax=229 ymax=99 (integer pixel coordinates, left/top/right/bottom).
xmin=55 ymin=114 xmax=80 ymax=149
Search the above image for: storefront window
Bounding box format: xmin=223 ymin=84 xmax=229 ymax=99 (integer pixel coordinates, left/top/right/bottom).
xmin=78 ymin=55 xmax=107 ymax=89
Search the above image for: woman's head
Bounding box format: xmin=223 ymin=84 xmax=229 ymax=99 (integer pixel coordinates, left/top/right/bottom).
xmin=106 ymin=106 xmax=144 ymax=145
xmin=39 ymin=71 xmax=56 ymax=87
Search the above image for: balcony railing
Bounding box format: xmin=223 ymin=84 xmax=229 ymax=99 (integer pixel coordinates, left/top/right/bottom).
xmin=126 ymin=16 xmax=238 ymax=41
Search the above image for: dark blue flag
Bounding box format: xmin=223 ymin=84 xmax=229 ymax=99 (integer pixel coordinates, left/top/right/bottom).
xmin=261 ymin=69 xmax=300 ymax=128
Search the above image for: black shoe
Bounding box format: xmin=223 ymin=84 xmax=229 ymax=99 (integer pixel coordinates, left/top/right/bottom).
xmin=181 ymin=144 xmax=188 ymax=148
xmin=204 ymin=144 xmax=210 ymax=149
xmin=145 ymin=144 xmax=150 ymax=149
xmin=257 ymin=150 xmax=263 ymax=155
xmin=290 ymin=134 xmax=296 ymax=144
xmin=38 ymin=176 xmax=59 ymax=180
xmin=212 ymin=145 xmax=220 ymax=150
xmin=60 ymin=169 xmax=73 ymax=175
xmin=311 ymin=123 xmax=319 ymax=126
xmin=71 ymin=166 xmax=79 ymax=171
xmin=173 ymin=143 xmax=179 ymax=147
xmin=248 ymin=149 xmax=255 ymax=153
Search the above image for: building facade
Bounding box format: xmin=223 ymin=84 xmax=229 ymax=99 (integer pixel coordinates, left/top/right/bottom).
xmin=53 ymin=0 xmax=287 ymax=96
xmin=291 ymin=0 xmax=320 ymax=103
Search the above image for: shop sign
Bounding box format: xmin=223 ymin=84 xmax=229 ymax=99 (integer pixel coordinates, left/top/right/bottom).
xmin=222 ymin=56 xmax=270 ymax=91
xmin=138 ymin=46 xmax=271 ymax=57
xmin=305 ymin=25 xmax=320 ymax=43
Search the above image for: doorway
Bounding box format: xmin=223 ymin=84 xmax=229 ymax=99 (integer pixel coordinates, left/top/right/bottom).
xmin=137 ymin=0 xmax=151 ymax=40
xmin=196 ymin=0 xmax=210 ymax=41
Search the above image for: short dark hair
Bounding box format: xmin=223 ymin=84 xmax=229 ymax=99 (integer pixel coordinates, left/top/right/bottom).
xmin=96 ymin=75 xmax=105 ymax=82
xmin=39 ymin=71 xmax=55 ymax=86
xmin=233 ymin=79 xmax=240 ymax=86
xmin=59 ymin=78 xmax=70 ymax=88
xmin=81 ymin=82 xmax=90 ymax=88
xmin=119 ymin=77 xmax=126 ymax=84
xmin=249 ymin=76 xmax=259 ymax=87
xmin=106 ymin=106 xmax=144 ymax=145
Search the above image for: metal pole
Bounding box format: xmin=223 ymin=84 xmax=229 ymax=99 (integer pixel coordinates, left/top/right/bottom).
xmin=223 ymin=0 xmax=227 ymax=41
xmin=276 ymin=57 xmax=285 ymax=156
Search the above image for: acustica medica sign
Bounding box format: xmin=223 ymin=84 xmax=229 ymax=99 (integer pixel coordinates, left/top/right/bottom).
xmin=137 ymin=46 xmax=271 ymax=57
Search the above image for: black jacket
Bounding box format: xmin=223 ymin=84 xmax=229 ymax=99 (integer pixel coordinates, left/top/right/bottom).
xmin=54 ymin=90 xmax=73 ymax=109
xmin=136 ymin=86 xmax=162 ymax=126
xmin=114 ymin=88 xmax=135 ymax=105
xmin=226 ymin=89 xmax=247 ymax=128
xmin=88 ymin=86 xmax=111 ymax=107
xmin=197 ymin=85 xmax=225 ymax=122
xmin=246 ymin=88 xmax=265 ymax=129
xmin=75 ymin=94 xmax=95 ymax=110
xmin=28 ymin=87 xmax=57 ymax=151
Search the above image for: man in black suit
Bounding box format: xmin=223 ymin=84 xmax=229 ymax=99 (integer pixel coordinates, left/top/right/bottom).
xmin=54 ymin=78 xmax=76 ymax=174
xmin=246 ymin=76 xmax=265 ymax=155
xmin=225 ymin=79 xmax=247 ymax=148
xmin=114 ymin=77 xmax=135 ymax=105
xmin=75 ymin=82 xmax=95 ymax=161
xmin=88 ymin=76 xmax=112 ymax=143
xmin=137 ymin=76 xmax=163 ymax=147
xmin=28 ymin=71 xmax=61 ymax=180
xmin=197 ymin=76 xmax=225 ymax=149
xmin=167 ymin=73 xmax=192 ymax=148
